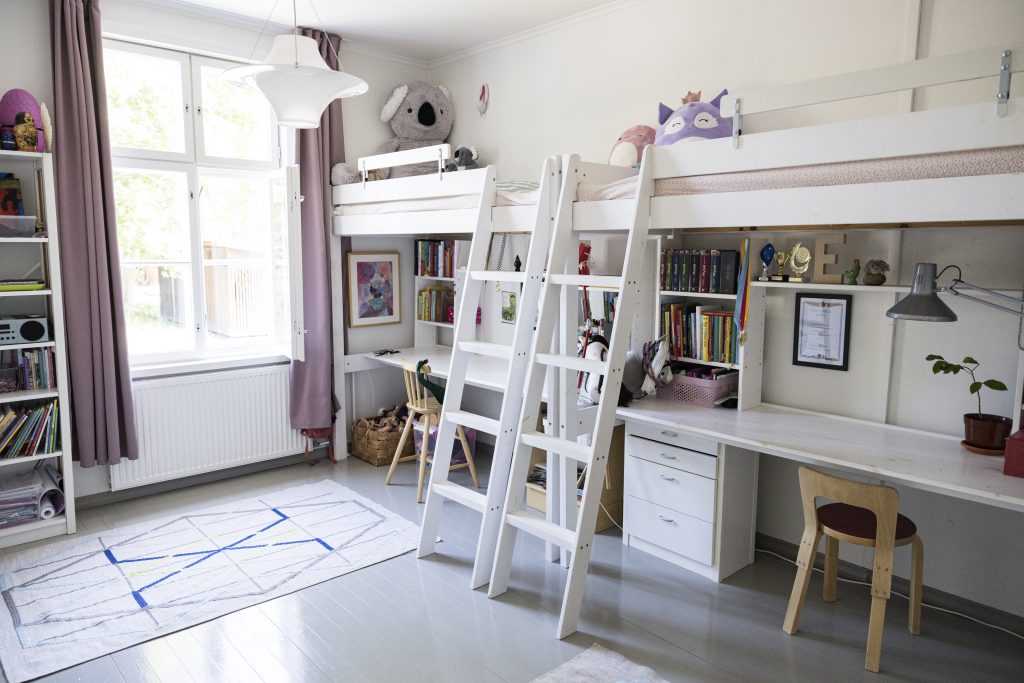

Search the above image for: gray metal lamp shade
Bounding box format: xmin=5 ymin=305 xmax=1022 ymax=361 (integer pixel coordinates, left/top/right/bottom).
xmin=886 ymin=263 xmax=957 ymax=322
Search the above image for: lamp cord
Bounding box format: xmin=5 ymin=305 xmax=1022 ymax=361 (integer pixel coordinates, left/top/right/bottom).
xmin=246 ymin=0 xmax=281 ymax=62
xmin=306 ymin=0 xmax=346 ymax=71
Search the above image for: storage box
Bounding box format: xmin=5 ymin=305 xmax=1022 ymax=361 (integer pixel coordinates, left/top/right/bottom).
xmin=351 ymin=417 xmax=414 ymax=467
xmin=1004 ymin=430 xmax=1024 ymax=478
xmin=414 ymin=422 xmax=476 ymax=464
xmin=656 ymin=371 xmax=738 ymax=406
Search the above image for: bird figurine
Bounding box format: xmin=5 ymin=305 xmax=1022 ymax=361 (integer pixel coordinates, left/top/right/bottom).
xmin=842 ymin=259 xmax=861 ymax=285
xmin=863 ymin=259 xmax=890 ymax=286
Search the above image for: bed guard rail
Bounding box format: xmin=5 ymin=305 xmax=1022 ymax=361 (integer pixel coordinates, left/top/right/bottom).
xmin=358 ymin=144 xmax=451 ymax=185
xmin=725 ymin=43 xmax=1022 ymax=147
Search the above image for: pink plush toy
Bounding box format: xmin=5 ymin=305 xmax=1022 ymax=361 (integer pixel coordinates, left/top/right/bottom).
xmin=608 ymin=125 xmax=656 ymax=168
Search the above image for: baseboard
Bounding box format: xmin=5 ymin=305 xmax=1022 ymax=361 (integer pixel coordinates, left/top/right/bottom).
xmin=756 ymin=533 xmax=1024 ymax=637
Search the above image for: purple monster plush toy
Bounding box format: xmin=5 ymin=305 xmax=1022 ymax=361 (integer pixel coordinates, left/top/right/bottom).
xmin=655 ymin=89 xmax=732 ymax=146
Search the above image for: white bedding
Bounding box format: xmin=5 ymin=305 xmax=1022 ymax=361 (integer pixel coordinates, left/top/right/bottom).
xmin=333 ymin=180 xmax=539 ymax=216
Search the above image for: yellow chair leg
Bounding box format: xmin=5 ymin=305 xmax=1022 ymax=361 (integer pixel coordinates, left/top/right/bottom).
xmin=865 ymin=595 xmax=888 ymax=673
xmin=783 ymin=529 xmax=821 ymax=635
xmin=456 ymin=425 xmax=481 ymax=488
xmin=823 ymin=535 xmax=839 ymax=602
xmin=385 ymin=415 xmax=414 ymax=485
xmin=909 ymin=535 xmax=924 ymax=635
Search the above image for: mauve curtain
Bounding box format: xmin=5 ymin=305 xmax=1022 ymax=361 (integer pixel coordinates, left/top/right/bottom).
xmin=50 ymin=0 xmax=138 ymax=467
xmin=290 ymin=27 xmax=347 ymax=431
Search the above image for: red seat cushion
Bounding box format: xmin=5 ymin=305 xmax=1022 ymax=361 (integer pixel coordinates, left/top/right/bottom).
xmin=817 ymin=502 xmax=917 ymax=541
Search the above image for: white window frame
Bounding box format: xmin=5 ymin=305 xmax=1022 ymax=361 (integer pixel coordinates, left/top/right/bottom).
xmin=106 ymin=39 xmax=300 ymax=370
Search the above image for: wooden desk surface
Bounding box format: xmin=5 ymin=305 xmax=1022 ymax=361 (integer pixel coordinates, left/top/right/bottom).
xmin=616 ymin=396 xmax=1024 ymax=513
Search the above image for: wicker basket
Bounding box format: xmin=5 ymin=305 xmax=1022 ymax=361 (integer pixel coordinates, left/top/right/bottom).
xmin=351 ymin=417 xmax=414 ymax=466
xmin=656 ymin=372 xmax=738 ymax=407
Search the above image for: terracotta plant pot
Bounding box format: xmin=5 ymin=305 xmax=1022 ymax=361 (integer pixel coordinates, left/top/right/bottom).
xmin=963 ymin=413 xmax=1013 ymax=451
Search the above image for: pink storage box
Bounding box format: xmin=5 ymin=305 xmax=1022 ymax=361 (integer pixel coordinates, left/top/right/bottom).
xmin=656 ymin=372 xmax=738 ymax=407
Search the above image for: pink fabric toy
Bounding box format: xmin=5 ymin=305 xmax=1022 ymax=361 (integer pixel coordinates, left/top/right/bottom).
xmin=609 ymin=125 xmax=656 ymax=168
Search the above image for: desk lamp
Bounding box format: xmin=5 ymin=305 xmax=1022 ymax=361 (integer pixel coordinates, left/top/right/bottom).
xmin=886 ymin=263 xmax=1024 ymax=324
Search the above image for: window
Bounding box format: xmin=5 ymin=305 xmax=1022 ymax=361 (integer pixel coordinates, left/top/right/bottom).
xmin=105 ymin=40 xmax=302 ymax=366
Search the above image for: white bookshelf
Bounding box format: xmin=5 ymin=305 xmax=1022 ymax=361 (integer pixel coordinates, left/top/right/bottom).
xmin=413 ymin=238 xmax=470 ymax=348
xmin=0 ymin=151 xmax=76 ymax=548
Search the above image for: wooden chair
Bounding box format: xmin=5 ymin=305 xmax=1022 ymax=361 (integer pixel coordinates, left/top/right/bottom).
xmin=783 ymin=466 xmax=923 ymax=673
xmin=384 ymin=362 xmax=479 ymax=503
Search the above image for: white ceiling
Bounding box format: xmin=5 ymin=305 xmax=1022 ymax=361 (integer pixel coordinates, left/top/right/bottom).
xmin=170 ymin=0 xmax=617 ymax=63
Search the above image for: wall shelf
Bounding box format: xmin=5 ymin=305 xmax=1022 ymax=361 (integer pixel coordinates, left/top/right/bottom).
xmin=660 ymin=290 xmax=737 ymax=300
xmin=0 ymin=388 xmax=59 ymax=405
xmin=0 ymin=236 xmax=47 ymax=244
xmin=751 ymin=280 xmax=910 ymax=293
xmin=416 ymin=319 xmax=455 ymax=329
xmin=673 ymin=356 xmax=740 ymax=370
xmin=0 ymin=289 xmax=52 ymax=297
xmin=0 ymin=341 xmax=55 ymax=352
xmin=0 ymin=451 xmax=62 ymax=469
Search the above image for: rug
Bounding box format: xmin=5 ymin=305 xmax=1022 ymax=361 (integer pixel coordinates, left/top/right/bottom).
xmin=0 ymin=479 xmax=419 ymax=682
xmin=533 ymin=644 xmax=670 ymax=683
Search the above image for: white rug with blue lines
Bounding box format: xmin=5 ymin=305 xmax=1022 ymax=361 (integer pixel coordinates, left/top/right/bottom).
xmin=0 ymin=479 xmax=419 ymax=682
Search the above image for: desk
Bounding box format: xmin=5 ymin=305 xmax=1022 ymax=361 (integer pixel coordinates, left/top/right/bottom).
xmin=616 ymin=397 xmax=1024 ymax=513
xmin=348 ymin=346 xmax=508 ymax=392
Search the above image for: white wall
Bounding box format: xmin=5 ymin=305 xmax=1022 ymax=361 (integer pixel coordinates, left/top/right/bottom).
xmin=426 ymin=0 xmax=1024 ymax=616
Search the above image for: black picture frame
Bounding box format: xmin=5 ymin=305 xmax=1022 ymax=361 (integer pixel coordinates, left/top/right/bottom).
xmin=792 ymin=293 xmax=852 ymax=371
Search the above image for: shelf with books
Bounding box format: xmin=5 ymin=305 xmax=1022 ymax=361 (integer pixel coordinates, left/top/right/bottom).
xmin=0 ymin=341 xmax=55 ymax=352
xmin=659 ymin=247 xmax=742 ymax=296
xmin=672 ymin=357 xmax=740 ymax=370
xmin=660 ymin=290 xmax=736 ymax=300
xmin=0 ymin=235 xmax=46 ymax=244
xmin=0 ymin=289 xmax=52 ymax=297
xmin=417 ymin=320 xmax=455 ymax=329
xmin=414 ymin=239 xmax=469 ymax=349
xmin=0 ymin=388 xmax=58 ymax=405
xmin=750 ymin=280 xmax=910 ymax=293
xmin=0 ymin=450 xmax=62 ymax=469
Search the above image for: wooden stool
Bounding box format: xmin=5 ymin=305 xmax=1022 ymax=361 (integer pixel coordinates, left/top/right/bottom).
xmin=783 ymin=466 xmax=923 ymax=673
xmin=384 ymin=362 xmax=480 ymax=503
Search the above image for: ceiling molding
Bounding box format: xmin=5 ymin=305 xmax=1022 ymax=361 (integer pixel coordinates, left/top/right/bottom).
xmin=110 ymin=0 xmax=292 ymax=35
xmin=428 ymin=0 xmax=651 ymax=69
xmin=342 ymin=42 xmax=432 ymax=70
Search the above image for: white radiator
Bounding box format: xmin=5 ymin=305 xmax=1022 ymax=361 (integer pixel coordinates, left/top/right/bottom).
xmin=111 ymin=364 xmax=304 ymax=491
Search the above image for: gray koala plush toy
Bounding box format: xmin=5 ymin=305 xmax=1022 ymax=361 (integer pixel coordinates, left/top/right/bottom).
xmin=331 ymin=81 xmax=454 ymax=183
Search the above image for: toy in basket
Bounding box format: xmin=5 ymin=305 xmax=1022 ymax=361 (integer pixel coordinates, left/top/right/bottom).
xmin=351 ymin=411 xmax=415 ymax=466
xmin=657 ymin=366 xmax=739 ymax=407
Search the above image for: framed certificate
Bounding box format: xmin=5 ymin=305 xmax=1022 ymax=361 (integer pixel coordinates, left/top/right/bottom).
xmin=793 ymin=293 xmax=852 ymax=371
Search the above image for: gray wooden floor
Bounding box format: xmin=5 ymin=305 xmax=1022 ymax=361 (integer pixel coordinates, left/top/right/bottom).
xmin=4 ymin=454 xmax=1022 ymax=682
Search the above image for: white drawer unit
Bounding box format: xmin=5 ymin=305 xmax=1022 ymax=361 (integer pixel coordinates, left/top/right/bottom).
xmin=623 ymin=495 xmax=714 ymax=566
xmin=622 ymin=417 xmax=759 ymax=583
xmin=624 ymin=455 xmax=716 ymax=523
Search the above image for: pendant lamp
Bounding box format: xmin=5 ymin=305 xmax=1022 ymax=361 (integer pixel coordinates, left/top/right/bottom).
xmin=224 ymin=0 xmax=368 ymax=129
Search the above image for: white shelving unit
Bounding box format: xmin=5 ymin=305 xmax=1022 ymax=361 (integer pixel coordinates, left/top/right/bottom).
xmin=413 ymin=238 xmax=470 ymax=348
xmin=0 ymin=150 xmax=76 ymax=548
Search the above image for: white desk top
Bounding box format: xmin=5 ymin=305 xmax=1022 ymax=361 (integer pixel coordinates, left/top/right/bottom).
xmin=365 ymin=346 xmax=508 ymax=392
xmin=616 ymin=397 xmax=1024 ymax=513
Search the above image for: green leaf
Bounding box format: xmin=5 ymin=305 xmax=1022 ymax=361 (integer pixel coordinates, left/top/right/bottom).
xmin=962 ymin=356 xmax=978 ymax=365
xmin=970 ymin=381 xmax=982 ymax=394
xmin=983 ymin=379 xmax=1008 ymax=391
xmin=932 ymin=361 xmax=945 ymax=374
xmin=925 ymin=354 xmax=943 ymax=361
xmin=951 ymin=366 xmax=962 ymax=374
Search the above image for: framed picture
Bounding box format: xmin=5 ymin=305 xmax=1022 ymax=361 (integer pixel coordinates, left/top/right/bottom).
xmin=792 ymin=293 xmax=852 ymax=371
xmin=500 ymin=290 xmax=517 ymax=324
xmin=347 ymin=252 xmax=400 ymax=328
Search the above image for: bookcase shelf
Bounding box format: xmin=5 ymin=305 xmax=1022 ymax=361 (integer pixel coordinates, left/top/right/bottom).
xmin=750 ymin=280 xmax=910 ymax=293
xmin=0 ymin=153 xmax=76 ymax=548
xmin=672 ymin=357 xmax=741 ymax=370
xmin=414 ymin=239 xmax=469 ymax=349
xmin=416 ymin=319 xmax=455 ymax=329
xmin=660 ymin=290 xmax=737 ymax=300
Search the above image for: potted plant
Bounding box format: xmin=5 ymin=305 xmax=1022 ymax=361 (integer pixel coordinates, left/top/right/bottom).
xmin=926 ymin=354 xmax=1012 ymax=452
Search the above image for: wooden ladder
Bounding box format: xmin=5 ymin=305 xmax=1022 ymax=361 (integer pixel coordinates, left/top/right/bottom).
xmin=488 ymin=152 xmax=654 ymax=638
xmin=417 ymin=157 xmax=561 ymax=589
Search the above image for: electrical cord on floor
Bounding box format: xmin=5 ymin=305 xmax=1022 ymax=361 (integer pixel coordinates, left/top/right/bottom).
xmin=755 ymin=548 xmax=1024 ymax=642
xmin=599 ymin=501 xmax=623 ymax=532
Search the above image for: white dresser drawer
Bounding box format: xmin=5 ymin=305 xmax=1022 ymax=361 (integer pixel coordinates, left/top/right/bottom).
xmin=624 ymin=495 xmax=713 ymax=566
xmin=626 ymin=435 xmax=717 ymax=479
xmin=626 ymin=421 xmax=718 ymax=456
xmin=624 ymin=455 xmax=715 ymax=522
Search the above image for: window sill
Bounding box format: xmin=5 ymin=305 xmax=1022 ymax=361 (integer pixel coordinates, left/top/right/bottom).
xmin=131 ymin=354 xmax=290 ymax=380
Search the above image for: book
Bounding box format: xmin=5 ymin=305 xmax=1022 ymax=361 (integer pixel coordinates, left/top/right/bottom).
xmin=0 ymin=173 xmax=24 ymax=216
xmin=719 ymin=250 xmax=740 ymax=295
xmin=710 ymin=250 xmax=721 ymax=293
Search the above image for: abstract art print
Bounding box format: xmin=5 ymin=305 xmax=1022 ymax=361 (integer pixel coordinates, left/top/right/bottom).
xmin=0 ymin=479 xmax=419 ymax=682
xmin=348 ymin=252 xmax=401 ymax=327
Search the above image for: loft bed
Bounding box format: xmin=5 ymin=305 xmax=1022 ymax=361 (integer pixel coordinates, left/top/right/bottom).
xmin=331 ymin=144 xmax=549 ymax=236
xmin=570 ymin=43 xmax=1024 ymax=233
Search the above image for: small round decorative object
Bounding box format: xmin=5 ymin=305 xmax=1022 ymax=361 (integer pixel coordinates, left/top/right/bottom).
xmin=0 ymin=89 xmax=44 ymax=151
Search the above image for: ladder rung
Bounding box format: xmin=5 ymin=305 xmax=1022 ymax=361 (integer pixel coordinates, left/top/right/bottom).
xmin=520 ymin=431 xmax=592 ymax=464
xmin=505 ymin=510 xmax=576 ymax=549
xmin=458 ymin=340 xmax=512 ymax=360
xmin=469 ymin=270 xmax=527 ymax=283
xmin=548 ymin=274 xmax=621 ymax=288
xmin=446 ymin=410 xmax=501 ymax=435
xmin=431 ymin=481 xmax=487 ymax=512
xmin=535 ymin=353 xmax=607 ymax=375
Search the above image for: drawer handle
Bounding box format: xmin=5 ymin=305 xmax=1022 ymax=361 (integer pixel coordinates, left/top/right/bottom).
xmin=658 ymin=474 xmax=676 ymax=482
xmin=660 ymin=430 xmax=678 ymax=438
xmin=657 ymin=514 xmax=675 ymax=523
xmin=659 ymin=453 xmax=677 ymax=460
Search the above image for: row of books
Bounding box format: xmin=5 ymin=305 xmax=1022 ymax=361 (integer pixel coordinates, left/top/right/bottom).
xmin=0 ymin=400 xmax=60 ymax=459
xmin=660 ymin=249 xmax=740 ymax=294
xmin=660 ymin=303 xmax=738 ymax=364
xmin=603 ymin=291 xmax=619 ymax=324
xmin=416 ymin=286 xmax=456 ymax=324
xmin=0 ymin=347 xmax=56 ymax=392
xmin=415 ymin=239 xmax=458 ymax=278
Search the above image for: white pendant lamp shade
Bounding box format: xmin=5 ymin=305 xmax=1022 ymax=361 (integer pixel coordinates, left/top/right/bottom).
xmin=225 ymin=34 xmax=368 ymax=129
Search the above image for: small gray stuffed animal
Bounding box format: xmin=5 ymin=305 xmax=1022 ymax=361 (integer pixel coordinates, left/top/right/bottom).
xmin=445 ymin=146 xmax=479 ymax=171
xmin=332 ymin=81 xmax=454 ymax=182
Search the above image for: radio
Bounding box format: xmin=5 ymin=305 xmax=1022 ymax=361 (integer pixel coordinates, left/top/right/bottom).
xmin=0 ymin=315 xmax=50 ymax=345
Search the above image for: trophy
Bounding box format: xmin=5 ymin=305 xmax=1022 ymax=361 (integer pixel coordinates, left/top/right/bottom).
xmin=789 ymin=242 xmax=811 ymax=283
xmin=770 ymin=250 xmax=790 ymax=282
xmin=758 ymin=243 xmax=775 ymax=282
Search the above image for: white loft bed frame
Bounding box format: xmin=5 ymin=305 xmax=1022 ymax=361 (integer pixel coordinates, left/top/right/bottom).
xmin=332 ymin=144 xmax=546 ymax=236
xmin=573 ymin=43 xmax=1024 ymax=232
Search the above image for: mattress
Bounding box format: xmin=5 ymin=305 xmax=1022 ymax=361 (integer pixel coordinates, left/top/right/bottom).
xmin=576 ymin=146 xmax=1024 ymax=201
xmin=333 ymin=180 xmax=539 ymax=216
